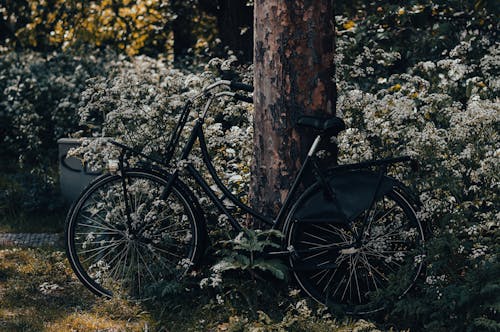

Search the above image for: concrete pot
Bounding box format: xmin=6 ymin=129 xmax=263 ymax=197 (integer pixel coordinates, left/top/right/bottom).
xmin=57 ymin=138 xmax=102 ymax=203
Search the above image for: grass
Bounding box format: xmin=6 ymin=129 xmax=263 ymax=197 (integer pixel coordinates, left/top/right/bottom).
xmin=0 ymin=247 xmax=154 ymax=331
xmin=0 ymin=181 xmax=384 ymax=331
xmin=0 ymin=177 xmax=384 ymax=330
xmin=0 ymin=247 xmax=383 ymax=332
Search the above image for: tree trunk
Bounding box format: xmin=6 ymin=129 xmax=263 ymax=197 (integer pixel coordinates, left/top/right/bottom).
xmin=216 ymin=0 xmax=253 ymax=62
xmin=171 ymin=0 xmax=197 ymax=60
xmin=250 ymin=0 xmax=336 ymax=218
xmin=199 ymin=0 xmax=253 ymax=62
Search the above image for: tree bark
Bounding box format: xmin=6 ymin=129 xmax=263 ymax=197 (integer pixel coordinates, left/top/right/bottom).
xmin=250 ymin=0 xmax=336 ymax=218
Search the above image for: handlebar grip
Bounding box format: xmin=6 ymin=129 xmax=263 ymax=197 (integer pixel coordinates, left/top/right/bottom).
xmin=234 ymin=93 xmax=253 ymax=103
xmin=230 ymin=81 xmax=254 ymax=92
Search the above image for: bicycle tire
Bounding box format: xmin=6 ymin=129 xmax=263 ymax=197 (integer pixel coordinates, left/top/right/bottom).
xmin=65 ymin=169 xmax=205 ymax=298
xmin=284 ymin=188 xmax=425 ymax=314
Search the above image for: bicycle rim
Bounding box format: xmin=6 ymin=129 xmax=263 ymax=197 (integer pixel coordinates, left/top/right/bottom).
xmin=286 ymin=189 xmax=425 ymax=314
xmin=65 ymin=170 xmax=201 ymax=299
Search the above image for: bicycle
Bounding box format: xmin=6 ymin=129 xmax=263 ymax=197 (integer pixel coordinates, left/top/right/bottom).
xmin=65 ymin=80 xmax=426 ymax=314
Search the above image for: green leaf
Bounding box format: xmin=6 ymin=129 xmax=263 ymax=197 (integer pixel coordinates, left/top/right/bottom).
xmin=253 ymin=259 xmax=288 ymax=280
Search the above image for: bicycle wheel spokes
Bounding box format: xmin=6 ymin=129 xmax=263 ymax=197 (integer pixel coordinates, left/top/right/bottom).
xmin=67 ymin=171 xmax=201 ymax=298
xmin=287 ymin=190 xmax=425 ymax=314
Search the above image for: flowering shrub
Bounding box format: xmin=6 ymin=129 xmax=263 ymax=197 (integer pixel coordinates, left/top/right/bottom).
xmin=72 ymin=13 xmax=498 ymax=330
xmin=0 ymin=49 xmax=116 ymax=168
xmin=0 ymin=49 xmax=119 ymax=215
xmin=334 ymin=8 xmax=499 ymax=330
xmin=70 ymin=55 xmax=253 ymax=205
xmin=2 ymin=1 xmax=496 ymax=329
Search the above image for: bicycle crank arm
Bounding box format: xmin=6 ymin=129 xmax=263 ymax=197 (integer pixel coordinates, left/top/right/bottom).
xmin=261 ymin=250 xmax=292 ymax=258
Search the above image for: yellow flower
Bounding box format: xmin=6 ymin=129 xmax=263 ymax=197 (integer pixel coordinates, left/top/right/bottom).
xmin=388 ymin=84 xmax=402 ymax=92
xmin=397 ymin=7 xmax=406 ymax=15
xmin=343 ymin=20 xmax=356 ymax=30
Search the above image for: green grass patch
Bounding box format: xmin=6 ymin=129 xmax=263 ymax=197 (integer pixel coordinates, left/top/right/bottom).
xmin=0 ymin=248 xmax=381 ymax=331
xmin=0 ymin=248 xmax=153 ymax=331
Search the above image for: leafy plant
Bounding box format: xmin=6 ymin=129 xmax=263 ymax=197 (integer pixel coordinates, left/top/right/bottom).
xmin=213 ymin=228 xmax=288 ymax=282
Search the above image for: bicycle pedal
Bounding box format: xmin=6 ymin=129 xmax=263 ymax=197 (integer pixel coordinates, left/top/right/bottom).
xmin=340 ymin=247 xmax=359 ymax=255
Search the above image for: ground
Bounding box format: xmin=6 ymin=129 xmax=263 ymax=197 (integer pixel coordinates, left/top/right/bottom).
xmin=0 ymin=246 xmax=383 ymax=332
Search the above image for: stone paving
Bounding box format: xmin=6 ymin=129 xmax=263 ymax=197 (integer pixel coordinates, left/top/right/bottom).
xmin=0 ymin=233 xmax=62 ymax=247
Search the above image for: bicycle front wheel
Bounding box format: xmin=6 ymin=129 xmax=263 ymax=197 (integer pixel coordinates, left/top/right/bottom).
xmin=285 ymin=189 xmax=425 ymax=314
xmin=65 ymin=169 xmax=205 ymax=298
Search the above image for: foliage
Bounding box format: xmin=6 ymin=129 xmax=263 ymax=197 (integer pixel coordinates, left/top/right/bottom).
xmin=0 ymin=49 xmax=123 ymax=169
xmin=333 ymin=2 xmax=499 ymax=330
xmin=70 ymin=54 xmax=253 ymax=203
xmin=70 ymin=2 xmax=498 ymax=330
xmin=206 ymin=305 xmax=380 ymax=332
xmin=212 ymin=229 xmax=288 ymax=281
xmin=393 ymin=257 xmax=500 ymax=331
xmin=335 ymin=0 xmax=498 ymax=75
xmin=0 ymin=0 xmax=220 ymax=58
xmin=0 ymin=171 xmax=63 ymax=218
xmin=0 ymin=0 xmax=498 ymax=330
xmin=2 ymin=0 xmax=174 ymax=55
xmin=0 ymin=49 xmax=116 ymax=216
xmin=0 ymin=247 xmax=379 ymax=331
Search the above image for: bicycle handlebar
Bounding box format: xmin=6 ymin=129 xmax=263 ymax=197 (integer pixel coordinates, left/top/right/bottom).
xmin=230 ymin=81 xmax=254 ymax=92
xmin=196 ymin=80 xmax=253 ymax=111
xmin=202 ymin=79 xmax=253 ymax=94
xmin=233 ymin=93 xmax=253 ymax=103
xmin=212 ymin=91 xmax=253 ymax=104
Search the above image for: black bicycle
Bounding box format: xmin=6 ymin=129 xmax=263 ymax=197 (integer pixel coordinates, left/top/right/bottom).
xmin=65 ymin=80 xmax=426 ymax=314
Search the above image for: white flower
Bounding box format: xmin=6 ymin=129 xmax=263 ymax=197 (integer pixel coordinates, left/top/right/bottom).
xmin=39 ymin=282 xmax=63 ymax=295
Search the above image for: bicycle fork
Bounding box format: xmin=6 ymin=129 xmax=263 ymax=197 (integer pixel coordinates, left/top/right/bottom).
xmin=118 ymin=152 xmax=135 ymax=237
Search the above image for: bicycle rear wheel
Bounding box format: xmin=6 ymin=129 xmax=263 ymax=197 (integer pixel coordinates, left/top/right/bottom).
xmin=65 ymin=169 xmax=205 ymax=298
xmin=285 ymin=189 xmax=425 ymax=314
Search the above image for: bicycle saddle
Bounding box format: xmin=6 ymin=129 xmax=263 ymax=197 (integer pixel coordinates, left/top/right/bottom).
xmin=296 ymin=115 xmax=346 ymax=136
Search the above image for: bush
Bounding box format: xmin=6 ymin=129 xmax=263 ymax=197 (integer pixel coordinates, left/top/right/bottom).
xmin=0 ymin=48 xmax=119 ymax=215
xmin=70 ymin=55 xmax=253 ymax=206
xmin=334 ymin=4 xmax=499 ymax=330
xmin=72 ymin=5 xmax=498 ymax=330
xmin=0 ymin=49 xmax=116 ymax=169
xmin=3 ymin=1 xmax=495 ymax=329
xmin=0 ymin=172 xmax=64 ymax=217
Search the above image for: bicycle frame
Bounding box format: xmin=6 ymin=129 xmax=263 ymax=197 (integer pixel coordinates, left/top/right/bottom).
xmin=111 ymin=82 xmax=417 ymax=236
xmin=68 ymin=80 xmax=427 ymax=307
xmin=177 ymin=119 xmax=326 ymax=231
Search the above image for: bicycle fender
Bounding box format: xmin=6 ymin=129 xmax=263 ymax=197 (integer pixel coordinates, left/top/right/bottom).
xmin=390 ymin=179 xmax=422 ymax=210
xmin=293 ymin=170 xmax=401 ymax=223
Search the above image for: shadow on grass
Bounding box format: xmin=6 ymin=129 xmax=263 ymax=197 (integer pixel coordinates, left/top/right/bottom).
xmin=0 ymin=248 xmax=153 ymax=331
xmin=0 ymin=248 xmax=378 ymax=331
